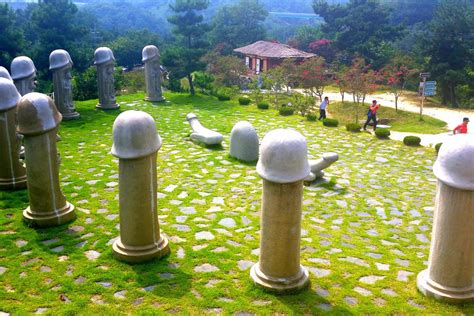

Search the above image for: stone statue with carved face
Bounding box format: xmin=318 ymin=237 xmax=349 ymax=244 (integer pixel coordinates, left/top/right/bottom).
xmin=49 ymin=49 xmax=80 ymax=120
xmin=142 ymin=45 xmax=165 ymax=102
xmin=94 ymin=47 xmax=119 ymax=110
xmin=11 ymin=56 xmax=37 ymax=96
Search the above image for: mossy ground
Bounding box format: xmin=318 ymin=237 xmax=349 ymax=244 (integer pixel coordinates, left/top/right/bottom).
xmin=0 ymin=92 xmax=472 ymax=315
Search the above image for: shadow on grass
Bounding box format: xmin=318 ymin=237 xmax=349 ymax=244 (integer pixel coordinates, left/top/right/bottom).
xmin=226 ymin=155 xmax=258 ymax=167
xmin=251 ymin=285 xmax=352 ymax=314
xmin=130 ymin=256 xmax=192 ymax=299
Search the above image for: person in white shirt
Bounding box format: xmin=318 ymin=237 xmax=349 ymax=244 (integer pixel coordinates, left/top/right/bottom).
xmin=319 ymin=96 xmax=329 ymax=120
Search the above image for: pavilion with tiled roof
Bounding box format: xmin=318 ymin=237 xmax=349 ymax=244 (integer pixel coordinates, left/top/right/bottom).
xmin=233 ymin=40 xmax=316 ymax=74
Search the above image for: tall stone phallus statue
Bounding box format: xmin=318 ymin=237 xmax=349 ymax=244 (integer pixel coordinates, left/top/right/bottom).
xmin=250 ymin=129 xmax=310 ymax=292
xmin=10 ymin=56 xmax=37 ymax=96
xmin=111 ymin=110 xmax=170 ymax=263
xmin=49 ymin=49 xmax=80 ymax=120
xmin=142 ymin=45 xmax=165 ymax=102
xmin=0 ymin=66 xmax=13 ymax=81
xmin=94 ymin=47 xmax=119 ymax=110
xmin=17 ymin=93 xmax=75 ymax=227
xmin=0 ymin=78 xmax=27 ymax=190
xmin=417 ymin=135 xmax=474 ymax=303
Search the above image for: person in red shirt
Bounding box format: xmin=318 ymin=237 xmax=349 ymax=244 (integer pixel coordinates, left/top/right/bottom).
xmin=453 ymin=117 xmax=469 ymax=134
xmin=363 ymin=100 xmax=380 ymax=131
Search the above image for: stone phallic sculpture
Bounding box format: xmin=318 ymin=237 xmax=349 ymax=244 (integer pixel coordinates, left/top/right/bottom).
xmin=111 ymin=110 xmax=170 ymax=263
xmin=10 ymin=56 xmax=37 ymax=96
xmin=304 ymin=152 xmax=339 ymax=182
xmin=142 ymin=45 xmax=165 ymax=102
xmin=417 ymin=135 xmax=474 ymax=303
xmin=250 ymin=129 xmax=310 ymax=292
xmin=0 ymin=66 xmax=13 ymax=81
xmin=186 ymin=113 xmax=223 ymax=146
xmin=0 ymin=78 xmax=27 ymax=190
xmin=94 ymin=47 xmax=119 ymax=110
xmin=229 ymin=121 xmax=259 ymax=162
xmin=49 ymin=49 xmax=80 ymax=120
xmin=17 ymin=93 xmax=75 ymax=227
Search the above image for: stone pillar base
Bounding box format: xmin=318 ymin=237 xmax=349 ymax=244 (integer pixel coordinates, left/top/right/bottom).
xmin=61 ymin=112 xmax=81 ymax=120
xmin=112 ymin=237 xmax=170 ymax=263
xmin=23 ymin=202 xmax=75 ymax=227
xmin=417 ymin=270 xmax=474 ymax=303
xmin=145 ymin=96 xmax=165 ymax=102
xmin=0 ymin=176 xmax=27 ymax=190
xmin=96 ymin=103 xmax=119 ymax=110
xmin=250 ymin=263 xmax=310 ymax=293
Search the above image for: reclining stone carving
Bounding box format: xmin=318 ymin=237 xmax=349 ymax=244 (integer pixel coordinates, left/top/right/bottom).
xmin=186 ymin=113 xmax=223 ymax=146
xmin=304 ymin=152 xmax=339 ymax=182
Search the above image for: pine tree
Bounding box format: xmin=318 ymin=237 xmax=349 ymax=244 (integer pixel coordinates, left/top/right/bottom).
xmin=165 ymin=0 xmax=210 ymax=95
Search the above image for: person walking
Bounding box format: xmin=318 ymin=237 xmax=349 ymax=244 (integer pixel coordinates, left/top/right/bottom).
xmin=363 ymin=100 xmax=380 ymax=131
xmin=319 ymin=96 xmax=329 ymax=120
xmin=453 ymin=117 xmax=469 ymax=134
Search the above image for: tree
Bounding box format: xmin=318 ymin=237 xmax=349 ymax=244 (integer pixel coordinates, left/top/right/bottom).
xmin=287 ymin=25 xmax=322 ymax=51
xmin=211 ymin=0 xmax=268 ymax=54
xmin=165 ymin=0 xmax=210 ymax=95
xmin=296 ymin=57 xmax=332 ymax=101
xmin=109 ymin=30 xmax=161 ymax=70
xmin=332 ymin=62 xmax=349 ymax=103
xmin=0 ymin=4 xmax=25 ymax=67
xmin=344 ymin=57 xmax=379 ymax=122
xmin=308 ymin=39 xmax=337 ymax=63
xmin=422 ymin=0 xmax=474 ymax=107
xmin=29 ymin=0 xmax=89 ymax=73
xmin=381 ymin=55 xmax=418 ymax=111
xmin=313 ymin=0 xmax=404 ymax=68
xmin=204 ymin=53 xmax=248 ymax=87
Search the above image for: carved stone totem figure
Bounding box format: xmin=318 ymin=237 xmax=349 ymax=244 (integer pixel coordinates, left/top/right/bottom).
xmin=10 ymin=56 xmax=37 ymax=96
xmin=417 ymin=135 xmax=474 ymax=303
xmin=250 ymin=129 xmax=310 ymax=293
xmin=111 ymin=110 xmax=170 ymax=263
xmin=142 ymin=45 xmax=165 ymax=102
xmin=94 ymin=47 xmax=119 ymax=110
xmin=17 ymin=93 xmax=75 ymax=227
xmin=0 ymin=66 xmax=13 ymax=81
xmin=49 ymin=49 xmax=80 ymax=120
xmin=0 ymin=78 xmax=27 ymax=190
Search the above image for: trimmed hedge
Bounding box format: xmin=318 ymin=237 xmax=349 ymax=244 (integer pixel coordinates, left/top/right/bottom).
xmin=346 ymin=123 xmax=361 ymax=132
xmin=238 ymin=97 xmax=251 ymax=105
xmin=307 ymin=113 xmax=318 ymax=121
xmin=257 ymin=102 xmax=269 ymax=110
xmin=403 ymin=136 xmax=421 ymax=146
xmin=323 ymin=118 xmax=339 ymax=127
xmin=279 ymin=107 xmax=294 ymax=116
xmin=435 ymin=142 xmax=442 ymax=153
xmin=375 ymin=128 xmax=390 ymax=139
xmin=217 ymin=94 xmax=231 ymax=101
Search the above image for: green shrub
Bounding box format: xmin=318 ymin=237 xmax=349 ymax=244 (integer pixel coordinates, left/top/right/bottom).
xmin=257 ymin=102 xmax=269 ymax=110
xmin=375 ymin=128 xmax=390 ymax=139
xmin=238 ymin=97 xmax=251 ymax=105
xmin=435 ymin=143 xmax=442 ymax=153
xmin=323 ymin=118 xmax=339 ymax=127
xmin=307 ymin=113 xmax=318 ymax=121
xmin=346 ymin=123 xmax=361 ymax=132
xmin=217 ymin=94 xmax=231 ymax=101
xmin=279 ymin=107 xmax=294 ymax=116
xmin=403 ymin=136 xmax=421 ymax=146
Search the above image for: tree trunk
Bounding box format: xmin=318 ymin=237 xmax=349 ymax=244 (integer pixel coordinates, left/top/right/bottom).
xmin=394 ymin=94 xmax=398 ymax=111
xmin=187 ymin=74 xmax=195 ymax=95
xmin=340 ymin=91 xmax=345 ymax=103
xmin=450 ymin=83 xmax=459 ymax=108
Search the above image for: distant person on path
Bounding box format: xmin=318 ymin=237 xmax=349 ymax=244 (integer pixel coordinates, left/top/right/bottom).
xmin=363 ymin=100 xmax=380 ymax=131
xmin=319 ymin=96 xmax=329 ymax=120
xmin=453 ymin=117 xmax=469 ymax=134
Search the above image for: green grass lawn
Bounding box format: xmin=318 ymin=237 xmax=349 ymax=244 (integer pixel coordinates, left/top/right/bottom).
xmin=0 ymin=92 xmax=472 ymax=314
xmin=328 ymin=101 xmax=448 ymax=134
